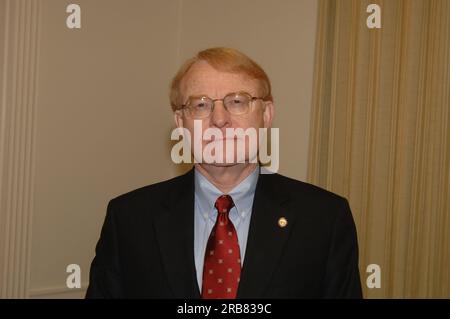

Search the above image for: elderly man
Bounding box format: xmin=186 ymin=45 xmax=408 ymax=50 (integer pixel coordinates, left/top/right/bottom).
xmin=86 ymin=47 xmax=363 ymax=299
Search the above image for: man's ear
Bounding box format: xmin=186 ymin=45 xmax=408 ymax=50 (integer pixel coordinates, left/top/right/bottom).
xmin=263 ymin=101 xmax=274 ymax=128
xmin=174 ymin=110 xmax=184 ymax=128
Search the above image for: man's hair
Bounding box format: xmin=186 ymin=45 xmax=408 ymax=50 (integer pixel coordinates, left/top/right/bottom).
xmin=169 ymin=47 xmax=273 ymax=111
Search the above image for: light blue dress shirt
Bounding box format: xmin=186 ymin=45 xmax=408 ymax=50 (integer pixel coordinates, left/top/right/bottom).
xmin=194 ymin=166 xmax=259 ymax=290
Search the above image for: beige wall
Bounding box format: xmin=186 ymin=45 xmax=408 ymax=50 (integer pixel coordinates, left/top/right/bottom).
xmin=0 ymin=0 xmax=318 ymax=298
xmin=29 ymin=0 xmax=180 ymax=298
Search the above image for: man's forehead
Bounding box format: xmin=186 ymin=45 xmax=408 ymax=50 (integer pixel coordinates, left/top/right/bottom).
xmin=180 ymin=61 xmax=259 ymax=97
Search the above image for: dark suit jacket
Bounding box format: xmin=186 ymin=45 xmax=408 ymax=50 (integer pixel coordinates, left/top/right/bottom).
xmin=86 ymin=169 xmax=363 ymax=298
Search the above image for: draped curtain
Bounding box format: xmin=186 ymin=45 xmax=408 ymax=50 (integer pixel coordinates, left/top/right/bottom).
xmin=308 ymin=0 xmax=449 ymax=298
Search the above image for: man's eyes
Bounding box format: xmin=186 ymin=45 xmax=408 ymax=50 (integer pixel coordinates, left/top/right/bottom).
xmin=189 ymin=96 xmax=247 ymax=108
xmin=193 ymin=102 xmax=208 ymax=108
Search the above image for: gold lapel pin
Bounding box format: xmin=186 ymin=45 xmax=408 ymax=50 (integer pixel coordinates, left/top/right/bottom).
xmin=278 ymin=217 xmax=288 ymax=228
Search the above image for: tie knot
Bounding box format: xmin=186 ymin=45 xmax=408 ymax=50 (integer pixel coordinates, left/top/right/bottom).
xmin=214 ymin=195 xmax=235 ymax=214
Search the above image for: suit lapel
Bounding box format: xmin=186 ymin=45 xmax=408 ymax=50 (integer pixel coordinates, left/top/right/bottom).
xmin=237 ymin=173 xmax=294 ymax=298
xmin=153 ymin=169 xmax=201 ymax=298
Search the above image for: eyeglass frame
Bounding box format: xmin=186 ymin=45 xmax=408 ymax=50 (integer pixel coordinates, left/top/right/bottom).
xmin=177 ymin=91 xmax=267 ymax=119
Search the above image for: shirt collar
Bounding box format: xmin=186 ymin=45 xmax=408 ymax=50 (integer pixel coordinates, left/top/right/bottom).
xmin=194 ymin=166 xmax=259 ymax=223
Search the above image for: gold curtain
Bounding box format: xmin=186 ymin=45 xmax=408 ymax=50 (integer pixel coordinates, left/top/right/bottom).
xmin=308 ymin=0 xmax=450 ymax=298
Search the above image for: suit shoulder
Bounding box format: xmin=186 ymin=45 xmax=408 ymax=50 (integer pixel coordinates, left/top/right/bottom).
xmin=263 ymin=173 xmax=353 ymax=224
xmin=108 ymin=170 xmax=192 ymax=207
xmin=263 ymin=172 xmax=348 ymax=204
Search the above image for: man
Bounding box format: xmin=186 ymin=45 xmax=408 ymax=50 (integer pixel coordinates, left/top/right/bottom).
xmin=86 ymin=47 xmax=363 ymax=298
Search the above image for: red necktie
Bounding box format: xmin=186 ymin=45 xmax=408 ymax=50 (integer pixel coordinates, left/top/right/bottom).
xmin=201 ymin=195 xmax=241 ymax=299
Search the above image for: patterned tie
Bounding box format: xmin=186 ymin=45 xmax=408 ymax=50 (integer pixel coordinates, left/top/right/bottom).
xmin=201 ymin=195 xmax=241 ymax=299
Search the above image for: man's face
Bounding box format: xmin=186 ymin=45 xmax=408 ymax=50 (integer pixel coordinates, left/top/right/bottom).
xmin=174 ymin=61 xmax=274 ymax=166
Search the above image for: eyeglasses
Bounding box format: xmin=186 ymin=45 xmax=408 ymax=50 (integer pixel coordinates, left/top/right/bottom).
xmin=179 ymin=91 xmax=265 ymax=119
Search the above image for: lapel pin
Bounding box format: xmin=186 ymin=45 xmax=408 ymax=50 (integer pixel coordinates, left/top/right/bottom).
xmin=278 ymin=217 xmax=288 ymax=228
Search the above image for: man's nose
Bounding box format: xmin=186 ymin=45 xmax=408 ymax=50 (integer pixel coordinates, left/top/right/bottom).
xmin=210 ymin=101 xmax=231 ymax=128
